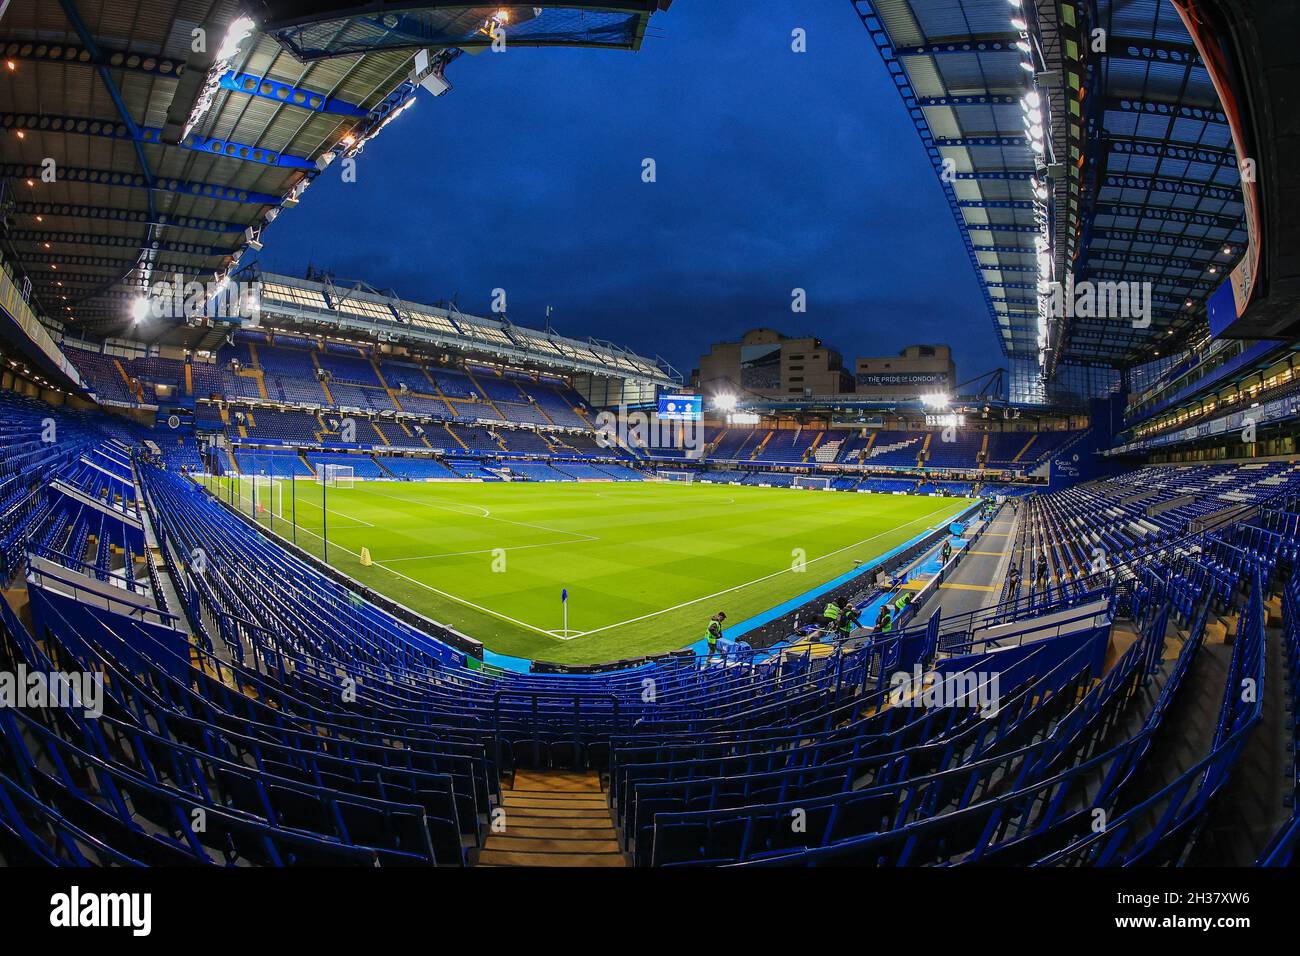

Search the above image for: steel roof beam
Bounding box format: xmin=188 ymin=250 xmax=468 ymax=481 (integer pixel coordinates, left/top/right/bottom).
xmin=1102 ymin=173 xmax=1241 ymax=202
xmin=955 ymin=171 xmax=1036 ymax=181
xmin=218 ymin=71 xmax=368 ymax=117
xmin=0 ymin=112 xmax=316 ymax=170
xmin=0 ymin=41 xmax=369 ymax=118
xmin=1106 ymin=137 xmax=1237 ymax=168
xmin=18 ymin=251 xmax=206 ymax=273
xmin=915 ymin=95 xmax=1019 ymax=107
xmin=13 ymin=202 xmax=246 ymax=234
xmin=892 ymin=36 xmax=1022 ymax=57
xmin=4 ymin=229 xmax=229 ymax=258
xmin=935 ymin=135 xmax=1027 ymax=147
xmin=1106 ymin=38 xmax=1203 ymax=66
xmin=1094 ymin=203 xmax=1243 ymax=231
xmin=958 ymin=199 xmax=1036 ymax=209
xmin=1104 ymin=98 xmax=1228 ymax=125
xmin=1092 ymin=228 xmax=1240 ymax=252
xmin=966 ymin=223 xmax=1043 ymax=234
xmin=1084 ymin=260 xmax=1212 ymax=280
xmin=0 ymin=163 xmax=280 ymax=205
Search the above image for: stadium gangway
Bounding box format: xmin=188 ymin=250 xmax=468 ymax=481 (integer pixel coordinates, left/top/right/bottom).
xmin=27 ymin=542 xmax=154 ymax=601
xmin=1029 ymin=578 xmax=1264 ymax=866
xmin=492 ymin=690 xmax=621 ymax=775
xmin=1256 ymin=565 xmax=1300 ymax=866
xmin=25 ymin=560 xmax=181 ymax=631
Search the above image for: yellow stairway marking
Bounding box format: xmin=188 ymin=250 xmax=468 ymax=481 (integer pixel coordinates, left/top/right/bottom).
xmin=443 ymin=423 xmax=468 ymax=451
xmin=1012 ymin=433 xmax=1038 ymax=463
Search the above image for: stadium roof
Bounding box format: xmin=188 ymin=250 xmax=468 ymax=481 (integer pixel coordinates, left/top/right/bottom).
xmin=853 ymin=0 xmax=1247 ymax=373
xmin=247 ymin=1 xmax=669 ymax=61
xmin=0 ymin=1 xmax=670 ymax=352
xmin=252 ymin=269 xmax=679 ymax=384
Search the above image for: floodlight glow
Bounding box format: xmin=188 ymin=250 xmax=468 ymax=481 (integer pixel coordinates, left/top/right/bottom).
xmin=131 ymin=297 xmax=150 ymax=322
xmin=714 ymin=393 xmax=737 ymax=412
xmin=217 ymin=17 xmax=256 ymax=61
xmin=921 ymin=392 xmax=950 ymax=409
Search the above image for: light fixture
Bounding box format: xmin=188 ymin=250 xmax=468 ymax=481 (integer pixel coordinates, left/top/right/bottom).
xmin=1011 ymin=17 xmax=1027 ymax=30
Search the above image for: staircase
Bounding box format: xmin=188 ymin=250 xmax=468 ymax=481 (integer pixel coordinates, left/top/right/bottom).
xmin=477 ymin=771 xmax=625 ymax=867
xmin=1012 ymin=433 xmax=1038 ymax=464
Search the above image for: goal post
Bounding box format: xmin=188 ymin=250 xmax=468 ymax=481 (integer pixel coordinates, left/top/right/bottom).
xmin=235 ymin=474 xmax=284 ymax=518
xmin=654 ymin=470 xmax=695 ymax=484
xmin=792 ymin=475 xmax=833 ymax=491
xmin=318 ymin=463 xmax=355 ymax=489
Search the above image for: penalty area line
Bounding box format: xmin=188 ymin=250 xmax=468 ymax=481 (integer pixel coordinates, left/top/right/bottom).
xmin=258 ymin=521 xmax=565 ymax=641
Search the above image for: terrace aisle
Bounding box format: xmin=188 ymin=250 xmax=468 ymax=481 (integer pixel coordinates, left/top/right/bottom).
xmin=477 ymin=771 xmax=627 ymax=867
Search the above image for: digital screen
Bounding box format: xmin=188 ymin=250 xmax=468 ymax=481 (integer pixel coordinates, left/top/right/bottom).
xmin=657 ymin=394 xmax=702 ymax=421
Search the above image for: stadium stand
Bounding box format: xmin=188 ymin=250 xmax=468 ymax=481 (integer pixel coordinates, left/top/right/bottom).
xmin=3 ymin=0 xmax=1296 ymax=886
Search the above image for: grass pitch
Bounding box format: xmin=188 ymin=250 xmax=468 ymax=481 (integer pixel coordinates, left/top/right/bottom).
xmin=205 ymin=477 xmax=972 ymax=665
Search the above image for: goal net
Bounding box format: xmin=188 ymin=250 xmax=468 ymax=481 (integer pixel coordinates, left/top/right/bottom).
xmin=318 ymin=463 xmax=355 ymax=489
xmin=792 ymin=475 xmax=833 ymax=490
xmin=235 ymin=475 xmax=284 ymax=518
xmin=654 ymin=470 xmax=695 ymax=484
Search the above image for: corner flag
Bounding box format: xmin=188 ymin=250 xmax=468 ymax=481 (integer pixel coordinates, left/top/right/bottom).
xmin=561 ymin=588 xmax=569 ymax=637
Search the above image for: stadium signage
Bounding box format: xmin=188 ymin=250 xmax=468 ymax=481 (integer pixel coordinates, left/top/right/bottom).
xmin=856 ymin=372 xmax=948 ymax=387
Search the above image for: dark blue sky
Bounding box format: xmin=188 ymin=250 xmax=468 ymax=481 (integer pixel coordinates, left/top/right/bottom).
xmin=256 ymin=0 xmax=1003 ymax=384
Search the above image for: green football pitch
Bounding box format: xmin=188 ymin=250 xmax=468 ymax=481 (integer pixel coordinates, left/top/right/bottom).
xmin=202 ymin=477 xmax=973 ymax=665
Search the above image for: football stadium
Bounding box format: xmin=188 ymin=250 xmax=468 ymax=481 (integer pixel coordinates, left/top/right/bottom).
xmin=0 ymin=0 xmax=1298 ymax=909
